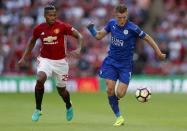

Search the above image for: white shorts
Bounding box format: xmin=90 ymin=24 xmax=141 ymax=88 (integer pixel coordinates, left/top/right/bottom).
xmin=37 ymin=57 xmax=69 ymax=87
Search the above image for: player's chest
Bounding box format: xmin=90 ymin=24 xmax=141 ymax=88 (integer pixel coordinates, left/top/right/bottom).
xmin=39 ymin=27 xmax=63 ymax=44
xmin=39 ymin=27 xmax=62 ymax=38
xmin=111 ymin=27 xmax=132 ymax=40
xmin=39 ymin=27 xmax=63 ymax=45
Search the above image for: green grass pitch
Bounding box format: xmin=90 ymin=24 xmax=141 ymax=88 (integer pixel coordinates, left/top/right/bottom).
xmin=0 ymin=92 xmax=187 ymax=131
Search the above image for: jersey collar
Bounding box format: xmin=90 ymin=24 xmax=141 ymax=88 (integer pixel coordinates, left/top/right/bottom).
xmin=114 ymin=19 xmax=129 ymax=29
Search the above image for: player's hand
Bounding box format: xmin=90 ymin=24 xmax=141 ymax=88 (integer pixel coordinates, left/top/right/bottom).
xmin=66 ymin=48 xmax=81 ymax=58
xmin=157 ymin=53 xmax=166 ymax=61
xmin=87 ymin=22 xmax=97 ymax=37
xmin=87 ymin=22 xmax=95 ymax=30
xmin=18 ymin=57 xmax=27 ymax=66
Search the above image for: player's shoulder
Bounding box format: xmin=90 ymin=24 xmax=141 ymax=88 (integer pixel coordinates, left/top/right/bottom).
xmin=126 ymin=20 xmax=140 ymax=30
xmin=107 ymin=18 xmax=117 ymax=25
xmin=33 ymin=22 xmax=46 ymax=30
xmin=55 ymin=20 xmax=63 ymax=25
xmin=56 ymin=19 xmax=72 ymax=27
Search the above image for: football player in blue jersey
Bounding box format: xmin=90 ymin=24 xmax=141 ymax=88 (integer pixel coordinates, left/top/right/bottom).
xmin=87 ymin=4 xmax=166 ymax=127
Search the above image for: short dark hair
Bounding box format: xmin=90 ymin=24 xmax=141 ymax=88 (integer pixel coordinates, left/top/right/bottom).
xmin=115 ymin=4 xmax=128 ymax=13
xmin=44 ymin=5 xmax=56 ymax=13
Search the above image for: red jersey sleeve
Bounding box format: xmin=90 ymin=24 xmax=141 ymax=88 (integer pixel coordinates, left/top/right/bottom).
xmin=32 ymin=25 xmax=40 ymax=38
xmin=63 ymin=23 xmax=73 ymax=36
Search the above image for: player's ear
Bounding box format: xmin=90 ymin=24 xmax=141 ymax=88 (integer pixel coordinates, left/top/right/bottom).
xmin=124 ymin=10 xmax=128 ymax=20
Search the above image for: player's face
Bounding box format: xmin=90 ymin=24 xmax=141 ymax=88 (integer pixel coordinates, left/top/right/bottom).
xmin=44 ymin=10 xmax=57 ymax=25
xmin=115 ymin=12 xmax=128 ymax=27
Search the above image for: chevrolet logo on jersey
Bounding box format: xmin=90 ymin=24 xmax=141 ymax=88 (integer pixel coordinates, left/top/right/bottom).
xmin=43 ymin=36 xmax=57 ymax=44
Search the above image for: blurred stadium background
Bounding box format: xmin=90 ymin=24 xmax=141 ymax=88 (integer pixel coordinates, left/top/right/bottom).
xmin=0 ymin=0 xmax=187 ymax=131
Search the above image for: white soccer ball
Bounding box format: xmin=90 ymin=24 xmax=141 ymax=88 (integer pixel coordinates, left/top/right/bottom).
xmin=135 ymin=87 xmax=151 ymax=103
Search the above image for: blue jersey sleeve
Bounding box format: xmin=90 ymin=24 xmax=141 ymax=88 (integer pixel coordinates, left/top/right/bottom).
xmin=133 ymin=25 xmax=146 ymax=39
xmin=104 ymin=19 xmax=113 ymax=33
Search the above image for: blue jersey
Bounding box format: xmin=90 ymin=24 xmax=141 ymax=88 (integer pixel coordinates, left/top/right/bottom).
xmin=104 ymin=19 xmax=146 ymax=69
xmin=99 ymin=19 xmax=146 ymax=84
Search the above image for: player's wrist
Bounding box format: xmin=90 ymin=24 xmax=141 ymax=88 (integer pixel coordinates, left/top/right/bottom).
xmin=87 ymin=24 xmax=97 ymax=37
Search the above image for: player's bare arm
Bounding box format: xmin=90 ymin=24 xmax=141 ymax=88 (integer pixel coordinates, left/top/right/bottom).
xmin=72 ymin=28 xmax=83 ymax=49
xmin=143 ymin=34 xmax=166 ymax=60
xmin=87 ymin=23 xmax=108 ymax=40
xmin=67 ymin=28 xmax=83 ymax=57
xmin=18 ymin=36 xmax=37 ymax=66
xmin=95 ymin=29 xmax=108 ymax=40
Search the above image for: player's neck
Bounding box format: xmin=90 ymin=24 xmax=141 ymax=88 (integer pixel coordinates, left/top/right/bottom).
xmin=46 ymin=21 xmax=56 ymax=26
xmin=117 ymin=20 xmax=128 ymax=27
xmin=46 ymin=23 xmax=53 ymax=26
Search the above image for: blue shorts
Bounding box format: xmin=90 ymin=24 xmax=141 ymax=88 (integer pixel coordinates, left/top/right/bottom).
xmin=99 ymin=59 xmax=132 ymax=85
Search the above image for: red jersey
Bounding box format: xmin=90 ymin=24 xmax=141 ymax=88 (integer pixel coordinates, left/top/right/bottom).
xmin=33 ymin=20 xmax=73 ymax=60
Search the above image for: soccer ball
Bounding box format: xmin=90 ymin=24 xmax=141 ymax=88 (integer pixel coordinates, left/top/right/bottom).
xmin=135 ymin=87 xmax=151 ymax=103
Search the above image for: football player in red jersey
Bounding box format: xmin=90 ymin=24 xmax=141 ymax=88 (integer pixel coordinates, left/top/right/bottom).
xmin=18 ymin=5 xmax=83 ymax=122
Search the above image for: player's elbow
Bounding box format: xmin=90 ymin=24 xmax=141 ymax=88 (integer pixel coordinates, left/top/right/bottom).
xmin=144 ymin=34 xmax=152 ymax=43
xmin=79 ymin=34 xmax=83 ymax=40
xmin=95 ymin=35 xmax=102 ymax=40
xmin=95 ymin=37 xmax=101 ymax=40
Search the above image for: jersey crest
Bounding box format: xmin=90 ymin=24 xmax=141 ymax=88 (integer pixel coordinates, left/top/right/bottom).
xmin=123 ymin=29 xmax=128 ymax=35
xmin=54 ymin=28 xmax=60 ymax=34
